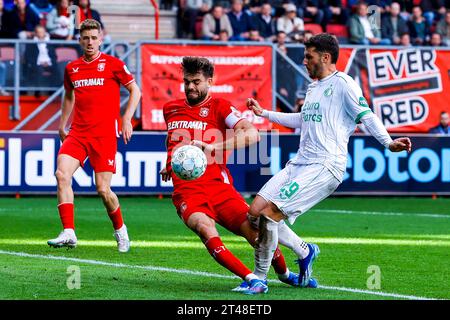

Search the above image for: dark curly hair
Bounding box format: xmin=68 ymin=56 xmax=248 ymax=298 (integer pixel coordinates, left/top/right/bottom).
xmin=181 ymin=56 xmax=214 ymax=78
xmin=304 ymin=33 xmax=340 ymax=64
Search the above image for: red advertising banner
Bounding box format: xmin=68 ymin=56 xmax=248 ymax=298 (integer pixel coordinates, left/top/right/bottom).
xmin=141 ymin=44 xmax=273 ymax=130
xmin=337 ymin=47 xmax=450 ymax=133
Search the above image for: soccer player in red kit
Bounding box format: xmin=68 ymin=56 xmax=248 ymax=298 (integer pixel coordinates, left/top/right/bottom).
xmin=160 ymin=57 xmax=303 ymax=292
xmin=47 ymin=19 xmax=141 ymax=252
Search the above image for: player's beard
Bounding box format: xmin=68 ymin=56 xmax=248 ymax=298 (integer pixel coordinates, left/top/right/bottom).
xmin=308 ymin=63 xmax=323 ymax=80
xmin=186 ymin=89 xmax=208 ymax=106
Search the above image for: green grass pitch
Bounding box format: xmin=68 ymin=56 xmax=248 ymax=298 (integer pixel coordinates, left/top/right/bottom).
xmin=0 ymin=196 xmax=448 ymax=300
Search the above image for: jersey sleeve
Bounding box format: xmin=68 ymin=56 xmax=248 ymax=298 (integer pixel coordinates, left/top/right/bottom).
xmin=63 ymin=66 xmax=73 ymax=91
xmin=217 ymin=99 xmax=245 ymax=129
xmin=342 ymin=78 xmax=372 ymax=124
xmin=112 ymin=57 xmax=135 ymax=87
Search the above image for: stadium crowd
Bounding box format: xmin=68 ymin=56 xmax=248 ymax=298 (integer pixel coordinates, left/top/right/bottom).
xmin=175 ymin=0 xmax=450 ymax=47
xmin=0 ymin=0 xmax=108 ymax=95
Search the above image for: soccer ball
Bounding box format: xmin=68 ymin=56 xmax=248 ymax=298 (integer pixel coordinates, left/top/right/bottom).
xmin=171 ymin=145 xmax=207 ymax=181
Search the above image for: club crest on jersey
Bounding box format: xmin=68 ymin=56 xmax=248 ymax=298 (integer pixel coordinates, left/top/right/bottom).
xmin=97 ymin=63 xmax=105 ymax=72
xmin=324 ymin=87 xmax=333 ymax=97
xmin=199 ymin=107 xmax=209 ymax=118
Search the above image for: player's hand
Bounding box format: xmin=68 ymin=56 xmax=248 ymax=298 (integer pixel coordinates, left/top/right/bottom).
xmin=389 ymin=137 xmax=412 ymax=153
xmin=122 ymin=119 xmax=133 ymax=144
xmin=246 ymin=98 xmax=264 ymax=116
xmin=58 ymin=127 xmax=67 ymax=142
xmin=160 ymin=167 xmax=172 ymax=182
xmin=190 ymin=140 xmax=215 ymax=153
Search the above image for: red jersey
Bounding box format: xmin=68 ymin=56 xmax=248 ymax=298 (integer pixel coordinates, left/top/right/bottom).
xmin=64 ymin=52 xmax=135 ymax=137
xmin=163 ymin=96 xmax=245 ymax=190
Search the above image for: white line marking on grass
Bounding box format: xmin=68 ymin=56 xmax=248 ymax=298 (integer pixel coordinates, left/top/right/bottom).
xmin=0 ymin=249 xmax=441 ymax=301
xmin=312 ymin=209 xmax=450 ymax=219
xmin=2 ymin=237 xmax=449 ymax=247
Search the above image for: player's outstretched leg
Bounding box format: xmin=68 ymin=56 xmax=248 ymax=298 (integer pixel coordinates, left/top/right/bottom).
xmin=96 ymin=172 xmax=130 ymax=253
xmin=296 ymin=243 xmax=320 ymax=287
xmin=234 ymin=219 xmax=299 ymax=291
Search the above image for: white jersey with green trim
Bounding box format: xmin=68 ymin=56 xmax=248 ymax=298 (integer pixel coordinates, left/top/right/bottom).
xmin=290 ymin=71 xmax=372 ymax=182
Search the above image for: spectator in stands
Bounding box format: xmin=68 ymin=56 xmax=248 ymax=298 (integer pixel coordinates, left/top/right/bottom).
xmin=430 ymin=31 xmax=445 ymax=46
xmin=296 ymin=0 xmax=324 ymax=25
xmin=408 ymin=6 xmax=431 ymax=46
xmin=436 ymin=10 xmax=450 ymax=46
xmin=348 ymin=1 xmax=391 ymax=45
xmin=218 ymin=28 xmax=230 ymax=41
xmin=303 ymin=29 xmax=313 ymax=42
xmin=183 ymin=0 xmax=212 ymax=39
xmin=252 ymin=2 xmax=277 ymax=41
xmin=399 ymin=31 xmax=411 ymax=46
xmin=248 ymin=28 xmax=263 ymax=40
xmin=228 ymin=0 xmax=255 ymax=40
xmin=29 ymin=0 xmax=53 ymax=20
xmin=366 ymin=0 xmax=392 ymax=14
xmin=247 ymin=0 xmax=265 ymax=14
xmin=274 ymin=30 xmax=288 ymax=54
xmin=74 ymin=0 xmax=111 ymax=43
xmin=2 ymin=0 xmax=40 ymax=39
xmin=277 ymin=3 xmax=304 ymax=42
xmin=381 ymin=2 xmax=409 ymax=45
xmin=321 ymin=0 xmax=349 ymax=27
xmin=0 ymin=61 xmax=8 ymax=95
xmin=429 ymin=111 xmax=449 ymax=135
xmin=201 ymin=4 xmax=233 ymax=40
xmin=420 ymin=0 xmax=446 ymax=26
xmin=24 ymin=24 xmax=59 ymax=95
xmin=0 ymin=0 xmax=8 ymax=38
xmin=46 ymin=0 xmax=74 ymax=40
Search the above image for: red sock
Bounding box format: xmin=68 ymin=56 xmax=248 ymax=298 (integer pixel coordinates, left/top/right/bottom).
xmin=108 ymin=206 xmax=124 ymax=230
xmin=205 ymin=237 xmax=252 ymax=280
xmin=58 ymin=203 xmax=74 ymax=230
xmin=271 ymin=246 xmax=288 ymax=275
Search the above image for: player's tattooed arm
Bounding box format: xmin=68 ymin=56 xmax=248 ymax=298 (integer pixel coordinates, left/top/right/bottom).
xmin=59 ymin=89 xmax=75 ymax=142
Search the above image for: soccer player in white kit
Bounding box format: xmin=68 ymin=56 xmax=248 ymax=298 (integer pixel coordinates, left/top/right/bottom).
xmin=242 ymin=33 xmax=412 ymax=294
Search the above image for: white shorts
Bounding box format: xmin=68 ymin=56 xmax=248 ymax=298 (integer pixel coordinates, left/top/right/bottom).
xmin=258 ymin=163 xmax=340 ymax=224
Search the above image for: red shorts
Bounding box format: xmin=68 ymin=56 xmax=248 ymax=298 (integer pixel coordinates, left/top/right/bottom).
xmin=58 ymin=134 xmax=117 ymax=173
xmin=172 ymin=181 xmax=250 ymax=235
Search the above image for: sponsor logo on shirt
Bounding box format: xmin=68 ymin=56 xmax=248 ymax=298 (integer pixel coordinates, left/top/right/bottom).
xmin=302 ymin=102 xmax=322 ymax=122
xmin=359 ymin=97 xmax=369 ymax=108
xmin=72 ymin=78 xmax=105 ymax=88
xmin=72 ymin=67 xmax=79 ymax=73
xmin=167 ymin=121 xmax=208 ymax=130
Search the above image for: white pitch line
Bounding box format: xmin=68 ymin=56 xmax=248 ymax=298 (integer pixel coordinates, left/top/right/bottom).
xmin=2 ymin=208 xmax=449 ymax=219
xmin=312 ymin=209 xmax=450 ymax=219
xmin=0 ymin=249 xmax=441 ymax=301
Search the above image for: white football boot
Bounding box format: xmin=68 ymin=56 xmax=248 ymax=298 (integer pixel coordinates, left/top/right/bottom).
xmin=47 ymin=229 xmax=77 ymax=248
xmin=114 ymin=224 xmax=130 ymax=253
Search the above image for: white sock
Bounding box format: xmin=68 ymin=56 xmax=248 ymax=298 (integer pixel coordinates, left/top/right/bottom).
xmin=254 ymin=216 xmax=279 ymax=280
xmin=277 ymin=220 xmax=309 ymax=259
xmin=277 ymin=268 xmax=290 ymax=280
xmin=244 ymin=273 xmax=259 ymax=282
